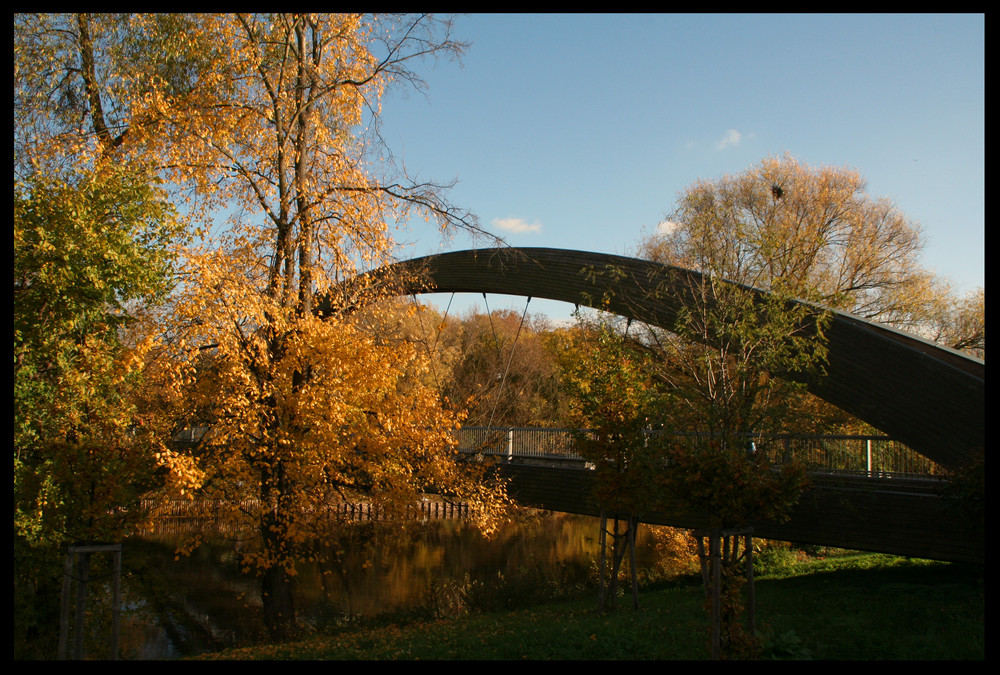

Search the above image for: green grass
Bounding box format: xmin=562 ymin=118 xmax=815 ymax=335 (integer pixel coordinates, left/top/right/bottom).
xmin=195 ymin=553 xmax=984 ymax=660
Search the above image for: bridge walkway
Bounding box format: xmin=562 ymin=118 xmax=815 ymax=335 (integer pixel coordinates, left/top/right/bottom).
xmin=455 ymin=427 xmax=980 ymax=565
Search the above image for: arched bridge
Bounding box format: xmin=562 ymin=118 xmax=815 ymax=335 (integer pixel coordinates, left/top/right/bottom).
xmin=326 ymin=248 xmax=983 ymax=564
xmin=331 ymin=247 xmax=983 ymax=472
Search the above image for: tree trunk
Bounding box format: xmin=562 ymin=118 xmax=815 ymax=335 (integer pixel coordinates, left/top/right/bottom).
xmin=628 ymin=515 xmax=640 ymax=610
xmin=599 ymin=513 xmax=640 ymax=612
xmin=259 ymin=457 xmax=297 ymax=641
xmin=261 ymin=563 xmax=296 ymax=641
xmin=694 ymin=528 xmax=756 ymax=660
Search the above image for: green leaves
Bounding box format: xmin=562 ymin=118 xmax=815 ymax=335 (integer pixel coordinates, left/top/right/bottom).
xmin=15 ymin=166 xmax=180 ymax=329
xmin=659 ymin=440 xmax=809 ymax=530
xmin=564 ymin=324 xmax=667 ymax=513
xmin=14 ymin=164 xmax=182 ymax=546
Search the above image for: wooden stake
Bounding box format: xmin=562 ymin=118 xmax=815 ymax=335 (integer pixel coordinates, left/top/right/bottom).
xmin=58 ymin=544 xmax=123 ymax=660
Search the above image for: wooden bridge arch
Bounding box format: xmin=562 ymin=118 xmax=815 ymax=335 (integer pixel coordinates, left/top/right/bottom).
xmin=331 ymin=247 xmax=983 ymax=472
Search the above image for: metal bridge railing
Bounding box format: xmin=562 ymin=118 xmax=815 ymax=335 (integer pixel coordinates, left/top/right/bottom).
xmin=455 ymin=427 xmax=946 ymax=478
xmin=745 ymin=433 xmax=945 ymax=478
xmin=456 ymin=427 xmax=583 ymax=462
xmin=173 ymin=425 xmax=944 ymax=478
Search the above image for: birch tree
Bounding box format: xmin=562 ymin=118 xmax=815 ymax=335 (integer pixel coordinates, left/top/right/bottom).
xmin=16 ymin=13 xmax=509 ymax=641
xmin=145 ymin=14 xmax=510 ymax=640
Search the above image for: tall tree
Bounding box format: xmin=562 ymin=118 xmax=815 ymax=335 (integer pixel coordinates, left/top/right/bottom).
xmin=580 ymin=267 xmax=826 ymax=657
xmin=662 ymin=277 xmax=821 ymax=659
xmin=562 ymin=323 xmax=664 ymax=611
xmin=637 ymin=153 xmax=983 ymax=435
xmin=15 ymin=14 xmax=194 ymax=655
xmin=640 ymin=154 xmax=935 ymax=329
xmin=16 ymin=13 xmax=510 ymax=642
xmin=124 ymin=14 xmax=508 ymax=640
xmin=14 ymin=166 xmax=180 ymax=542
xmin=13 ymin=165 xmax=182 ymax=657
xmin=642 ymin=175 xmax=840 ymax=655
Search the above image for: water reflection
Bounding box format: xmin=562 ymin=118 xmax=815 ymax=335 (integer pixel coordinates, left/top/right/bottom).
xmin=117 ymin=511 xmax=665 ymax=659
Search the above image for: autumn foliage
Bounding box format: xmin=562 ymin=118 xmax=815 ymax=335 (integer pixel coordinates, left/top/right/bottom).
xmin=15 ymin=12 xmax=509 ymax=643
xmin=14 ymin=13 xmax=981 ymax=657
xmin=641 ymin=153 xmax=984 ymax=353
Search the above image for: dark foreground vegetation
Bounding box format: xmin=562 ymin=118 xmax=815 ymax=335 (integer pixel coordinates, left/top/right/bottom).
xmin=196 ymin=551 xmax=983 ymax=660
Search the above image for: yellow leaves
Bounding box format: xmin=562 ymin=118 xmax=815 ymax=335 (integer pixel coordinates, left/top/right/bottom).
xmin=20 ymin=13 xmax=514 ymax=588
xmin=159 ymin=280 xmax=483 ymax=518
xmin=174 ymin=532 xmax=204 ymax=559
xmin=154 ymin=448 xmax=206 ymax=497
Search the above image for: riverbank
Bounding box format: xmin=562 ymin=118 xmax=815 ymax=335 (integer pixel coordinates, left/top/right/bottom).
xmin=195 ymin=553 xmax=983 ymax=660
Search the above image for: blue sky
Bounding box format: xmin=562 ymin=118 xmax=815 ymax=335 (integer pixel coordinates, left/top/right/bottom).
xmin=378 ymin=13 xmax=984 ymax=323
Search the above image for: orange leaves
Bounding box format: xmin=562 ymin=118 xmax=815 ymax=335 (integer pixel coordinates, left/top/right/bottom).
xmin=154 ymin=448 xmax=207 ymax=498
xmin=156 ymin=278 xmax=508 ymax=571
xmin=18 ymin=5 xmax=495 ymax=566
xmin=17 ymin=15 xmax=496 ymax=639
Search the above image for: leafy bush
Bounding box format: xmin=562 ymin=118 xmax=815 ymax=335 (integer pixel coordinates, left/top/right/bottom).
xmin=753 ymin=544 xmax=807 ymax=576
xmin=761 ymin=628 xmax=814 ymax=660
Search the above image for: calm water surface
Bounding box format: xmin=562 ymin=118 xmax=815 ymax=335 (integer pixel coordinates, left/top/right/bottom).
xmin=106 ymin=511 xmax=665 ymax=659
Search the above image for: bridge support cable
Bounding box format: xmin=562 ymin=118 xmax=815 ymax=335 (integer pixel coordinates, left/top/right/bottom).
xmin=409 ymin=292 xmax=455 ymax=392
xmin=485 ymin=295 xmax=531 ymax=429
xmin=482 ymin=293 xmax=503 ymax=362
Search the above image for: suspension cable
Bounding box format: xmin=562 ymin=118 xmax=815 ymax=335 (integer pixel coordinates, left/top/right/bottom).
xmin=483 ymin=293 xmax=502 ymax=359
xmin=487 ymin=295 xmax=531 ymax=428
xmin=410 ymin=292 xmax=455 ymax=391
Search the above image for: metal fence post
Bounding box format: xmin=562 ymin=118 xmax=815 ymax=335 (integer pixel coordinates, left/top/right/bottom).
xmin=58 ymin=544 xmax=122 ymax=660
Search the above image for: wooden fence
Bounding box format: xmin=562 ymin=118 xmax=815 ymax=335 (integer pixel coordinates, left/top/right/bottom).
xmin=138 ymin=498 xmax=472 ymax=536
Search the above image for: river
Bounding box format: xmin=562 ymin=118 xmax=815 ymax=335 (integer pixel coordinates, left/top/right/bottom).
xmin=80 ymin=510 xmax=680 ymax=659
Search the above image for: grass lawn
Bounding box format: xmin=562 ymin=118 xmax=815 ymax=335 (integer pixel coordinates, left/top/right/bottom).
xmin=196 ymin=552 xmax=983 ymax=660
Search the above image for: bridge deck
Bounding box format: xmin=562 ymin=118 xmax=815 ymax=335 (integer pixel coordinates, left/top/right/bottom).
xmin=494 ymin=461 xmax=981 ymax=565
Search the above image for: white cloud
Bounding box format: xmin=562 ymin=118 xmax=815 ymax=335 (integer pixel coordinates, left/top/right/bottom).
xmin=715 ymin=128 xmax=742 ymax=150
xmin=657 ymin=220 xmax=681 ymax=235
xmin=492 ymin=216 xmax=542 ymax=234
